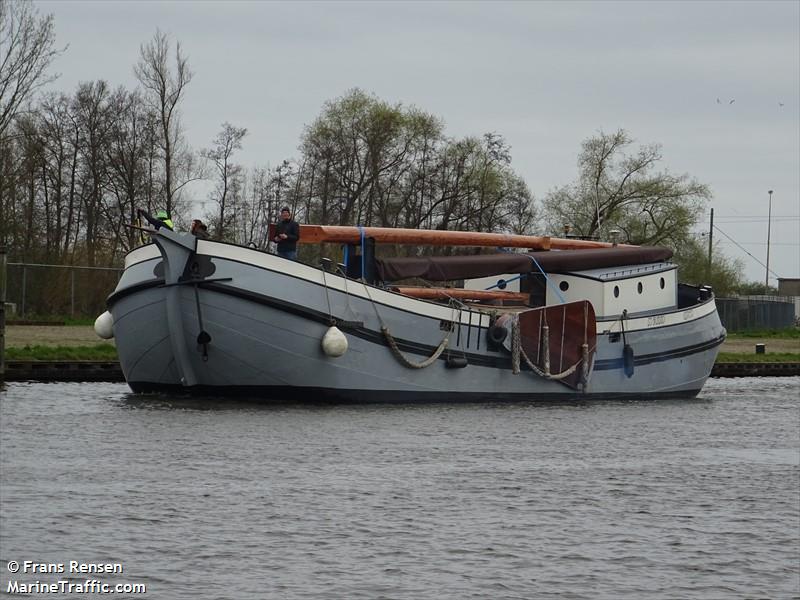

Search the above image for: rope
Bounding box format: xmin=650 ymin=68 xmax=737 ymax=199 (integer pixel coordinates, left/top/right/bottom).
xmin=336 ymin=263 xmax=359 ymax=323
xmin=363 ymin=275 xmax=452 ymax=369
xmin=511 ymin=314 xmax=521 ymax=374
xmin=560 ymin=305 xmax=566 ymax=372
xmin=358 ymin=225 xmax=366 ymax=281
xmin=582 ymin=303 xmax=591 ymax=385
xmin=193 ymin=284 xmax=211 ymax=362
xmin=321 ymin=268 xmax=334 ymax=325
xmin=485 ymin=273 xmax=525 ymax=291
xmin=136 ymin=216 xmax=147 ymax=246
xmin=620 ymin=309 xmax=628 ymax=345
xmin=382 ymin=326 xmax=449 ymax=369
xmin=510 ymin=313 xmax=587 ymax=381
xmin=524 ymin=255 xmax=567 ymax=304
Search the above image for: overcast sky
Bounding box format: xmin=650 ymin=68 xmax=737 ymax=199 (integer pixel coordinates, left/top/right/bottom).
xmin=39 ymin=0 xmax=799 ymax=284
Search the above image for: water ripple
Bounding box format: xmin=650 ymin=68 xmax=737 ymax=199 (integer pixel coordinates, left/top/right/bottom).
xmin=1 ymin=378 xmax=798 ymax=599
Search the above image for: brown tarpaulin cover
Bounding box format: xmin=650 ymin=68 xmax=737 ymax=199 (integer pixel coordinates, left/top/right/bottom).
xmin=375 ymin=247 xmax=673 ymax=282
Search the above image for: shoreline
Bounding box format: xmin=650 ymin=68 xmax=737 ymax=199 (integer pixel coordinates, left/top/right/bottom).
xmin=3 ymin=359 xmax=799 ymax=383
xmin=4 ymin=325 xmax=798 ymax=382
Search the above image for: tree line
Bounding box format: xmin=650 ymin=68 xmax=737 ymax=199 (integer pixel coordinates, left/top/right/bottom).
xmin=1 ymin=1 xmax=745 ymax=295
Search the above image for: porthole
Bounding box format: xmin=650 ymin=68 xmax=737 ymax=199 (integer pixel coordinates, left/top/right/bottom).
xmin=660 ymin=277 xmax=665 ymax=289
xmin=637 ymin=282 xmax=643 ymax=294
xmin=613 ymin=285 xmax=620 ymax=298
xmin=559 ymin=281 xmax=569 ymax=292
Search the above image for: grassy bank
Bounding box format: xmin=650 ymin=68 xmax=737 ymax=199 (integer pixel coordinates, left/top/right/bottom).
xmin=715 ymin=352 xmax=800 ymax=364
xmin=726 ymin=329 xmax=800 ymax=340
xmin=5 ymin=344 xmax=118 ymax=361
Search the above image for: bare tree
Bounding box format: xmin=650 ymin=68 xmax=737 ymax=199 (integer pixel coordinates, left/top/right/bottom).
xmin=201 ymin=122 xmax=247 ymax=240
xmin=73 ymin=80 xmax=114 ymax=266
xmin=104 ymin=88 xmax=153 ymax=252
xmin=134 ymin=29 xmax=193 ymax=215
xmin=0 ymin=0 xmax=63 ymax=138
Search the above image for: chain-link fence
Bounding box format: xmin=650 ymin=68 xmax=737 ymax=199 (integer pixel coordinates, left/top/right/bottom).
xmin=716 ymin=295 xmax=798 ymax=332
xmin=6 ymin=263 xmax=123 ymax=320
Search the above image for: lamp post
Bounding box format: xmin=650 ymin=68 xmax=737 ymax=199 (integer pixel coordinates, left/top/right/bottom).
xmin=765 ymin=190 xmax=773 ymax=294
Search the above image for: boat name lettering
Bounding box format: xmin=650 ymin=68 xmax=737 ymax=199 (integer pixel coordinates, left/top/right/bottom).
xmin=683 ymin=309 xmax=694 ymax=321
xmin=646 ymin=315 xmax=666 ymax=327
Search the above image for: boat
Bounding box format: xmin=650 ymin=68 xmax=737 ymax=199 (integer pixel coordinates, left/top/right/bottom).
xmin=96 ymin=224 xmax=726 ymax=401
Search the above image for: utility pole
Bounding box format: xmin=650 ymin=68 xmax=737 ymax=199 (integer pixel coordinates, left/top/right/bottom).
xmin=765 ymin=190 xmax=773 ymax=294
xmin=706 ymin=207 xmax=714 ymax=280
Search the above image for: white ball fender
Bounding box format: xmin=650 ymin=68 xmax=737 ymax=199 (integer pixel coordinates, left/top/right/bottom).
xmin=94 ymin=311 xmax=114 ymax=339
xmin=321 ymin=325 xmax=348 ymax=357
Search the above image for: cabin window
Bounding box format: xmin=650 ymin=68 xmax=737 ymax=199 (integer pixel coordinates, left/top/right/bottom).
xmin=637 ymin=282 xmax=643 ymax=294
xmin=660 ymin=277 xmax=665 ymax=289
xmin=559 ymin=281 xmax=569 ymax=292
xmin=613 ymin=285 xmax=620 ymax=298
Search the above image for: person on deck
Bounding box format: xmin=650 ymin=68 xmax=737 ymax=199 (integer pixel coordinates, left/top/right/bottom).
xmin=137 ymin=208 xmax=173 ymax=231
xmin=273 ymin=206 xmax=300 ymax=260
xmin=156 ymin=210 xmax=174 ymax=231
xmin=191 ymin=219 xmax=210 ymax=239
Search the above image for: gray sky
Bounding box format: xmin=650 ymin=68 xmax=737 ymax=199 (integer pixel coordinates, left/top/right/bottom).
xmin=40 ymin=0 xmax=799 ymax=284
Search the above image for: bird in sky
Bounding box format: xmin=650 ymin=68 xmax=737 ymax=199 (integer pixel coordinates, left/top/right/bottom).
xmin=779 ymin=102 xmax=784 ymax=107
xmin=729 ymin=99 xmax=735 ymax=104
xmin=716 ymin=98 xmax=721 ymax=104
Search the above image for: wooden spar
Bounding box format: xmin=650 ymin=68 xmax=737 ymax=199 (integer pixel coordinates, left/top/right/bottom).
xmin=293 ymin=225 xmax=552 ymax=250
xmin=391 ymin=287 xmax=529 ymax=302
xmin=277 ymin=224 xmax=626 ymax=250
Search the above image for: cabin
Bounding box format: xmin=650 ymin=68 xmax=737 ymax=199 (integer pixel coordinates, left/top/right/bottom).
xmin=465 ymin=262 xmax=677 ymax=318
xmin=374 ymin=247 xmax=677 ymax=318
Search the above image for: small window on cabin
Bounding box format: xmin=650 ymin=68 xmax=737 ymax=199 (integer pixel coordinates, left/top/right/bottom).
xmin=559 ymin=281 xmax=569 ymax=292
xmin=660 ymin=277 xmax=665 ymax=289
xmin=613 ymin=285 xmax=620 ymax=298
xmin=637 ymin=282 xmax=643 ymax=294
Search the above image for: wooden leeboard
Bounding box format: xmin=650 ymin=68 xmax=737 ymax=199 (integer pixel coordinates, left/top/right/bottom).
xmin=517 ymin=300 xmax=597 ymax=389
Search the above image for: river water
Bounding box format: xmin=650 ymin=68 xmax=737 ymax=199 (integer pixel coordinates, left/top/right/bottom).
xmin=1 ymin=378 xmax=798 ymax=599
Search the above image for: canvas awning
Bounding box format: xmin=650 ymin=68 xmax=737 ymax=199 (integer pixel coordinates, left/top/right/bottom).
xmin=375 ymin=247 xmax=673 ymax=282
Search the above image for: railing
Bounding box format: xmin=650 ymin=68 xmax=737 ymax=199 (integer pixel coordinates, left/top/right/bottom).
xmin=6 ymin=262 xmax=124 ymax=319
xmin=597 ymin=263 xmax=673 ymax=279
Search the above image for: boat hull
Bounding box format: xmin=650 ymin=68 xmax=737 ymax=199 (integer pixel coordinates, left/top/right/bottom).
xmin=108 ymin=234 xmax=725 ymax=402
